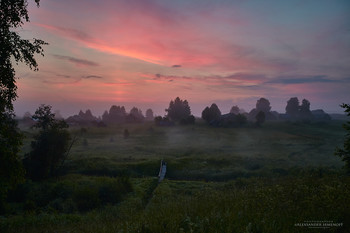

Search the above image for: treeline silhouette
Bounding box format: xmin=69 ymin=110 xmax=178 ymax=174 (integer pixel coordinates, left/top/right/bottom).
xmin=20 ymin=96 xmax=331 ymax=127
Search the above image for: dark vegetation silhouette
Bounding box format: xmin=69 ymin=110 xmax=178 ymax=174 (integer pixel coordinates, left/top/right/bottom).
xmin=299 ymin=99 xmax=313 ymax=122
xmin=230 ymin=105 xmax=240 ymax=115
xmin=145 ymin=108 xmax=154 ymax=121
xmin=100 ymin=106 xmax=154 ymax=125
xmin=180 ymin=114 xmax=195 ymax=125
xmin=60 ymin=97 xmax=332 ymax=129
xmin=66 ymin=109 xmax=98 ymax=125
xmin=126 ymin=107 xmax=144 ymax=123
xmin=255 ymin=111 xmax=266 ymax=127
xmin=23 ymin=105 xmax=72 ymax=181
xmin=284 ymin=97 xmax=314 ymax=122
xmin=0 ymin=0 xmax=47 ymax=211
xmin=166 ymin=97 xmax=194 ymax=123
xmin=154 ymin=116 xmax=174 ymax=126
xmin=202 ymin=103 xmax=247 ymax=127
xmin=285 ymin=97 xmax=299 ymax=118
xmin=248 ymin=98 xmax=277 ymax=121
xmin=335 ymin=103 xmax=350 ymax=172
xmin=202 ymin=103 xmax=221 ymax=123
xmin=282 ymin=97 xmax=330 ymax=122
xmin=103 ymin=105 xmax=126 ymax=124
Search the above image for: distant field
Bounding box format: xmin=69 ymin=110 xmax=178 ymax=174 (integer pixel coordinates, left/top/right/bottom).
xmin=20 ymin=120 xmax=345 ymax=180
xmin=3 ymin=120 xmax=348 ymax=233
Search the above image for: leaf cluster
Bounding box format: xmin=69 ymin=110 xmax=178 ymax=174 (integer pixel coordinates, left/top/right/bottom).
xmin=335 ymin=103 xmax=350 ymax=172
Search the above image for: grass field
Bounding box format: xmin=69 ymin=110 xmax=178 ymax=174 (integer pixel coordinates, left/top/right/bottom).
xmin=2 ymin=120 xmax=349 ymax=232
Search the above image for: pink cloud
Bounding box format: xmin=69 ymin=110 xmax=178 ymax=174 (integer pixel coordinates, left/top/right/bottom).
xmin=33 ymin=1 xmax=295 ymax=73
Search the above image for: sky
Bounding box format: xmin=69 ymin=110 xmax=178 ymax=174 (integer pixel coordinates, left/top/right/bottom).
xmin=14 ymin=0 xmax=350 ymax=117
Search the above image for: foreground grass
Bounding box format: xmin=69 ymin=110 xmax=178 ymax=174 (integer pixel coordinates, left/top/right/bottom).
xmin=1 ymin=174 xmax=349 ymax=232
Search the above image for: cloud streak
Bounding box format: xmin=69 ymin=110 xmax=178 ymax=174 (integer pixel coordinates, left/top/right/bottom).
xmin=53 ymin=54 xmax=99 ymax=67
xmin=267 ymin=75 xmax=339 ymax=84
xmin=143 ymin=72 xmax=267 ymax=87
xmin=82 ymin=75 xmax=103 ymax=79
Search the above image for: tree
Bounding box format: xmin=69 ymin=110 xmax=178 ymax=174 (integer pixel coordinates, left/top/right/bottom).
xmin=335 ymin=103 xmax=350 ymax=172
xmin=102 ymin=110 xmax=109 ymax=122
xmin=299 ymin=99 xmax=313 ymax=122
xmin=256 ymin=98 xmax=271 ymax=113
xmin=23 ymin=105 xmax=71 ymax=181
xmin=31 ymin=104 xmax=55 ymax=130
xmin=299 ymin=99 xmax=310 ymax=113
xmin=145 ymin=108 xmax=154 ymax=121
xmin=130 ymin=107 xmax=144 ymax=119
xmin=0 ymin=0 xmax=47 ymax=208
xmin=202 ymin=103 xmax=221 ymax=123
xmin=106 ymin=105 xmax=126 ymax=123
xmin=236 ymin=113 xmax=247 ymax=126
xmin=126 ymin=107 xmax=144 ymax=123
xmin=230 ymin=105 xmax=240 ymax=115
xmin=255 ymin=111 xmax=265 ymax=127
xmin=286 ymin=97 xmax=299 ymax=117
xmin=165 ymin=97 xmax=191 ymax=122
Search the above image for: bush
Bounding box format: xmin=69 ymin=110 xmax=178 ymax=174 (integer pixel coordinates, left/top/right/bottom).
xmin=5 ymin=175 xmax=133 ymax=214
xmin=23 ymin=105 xmax=72 ymax=180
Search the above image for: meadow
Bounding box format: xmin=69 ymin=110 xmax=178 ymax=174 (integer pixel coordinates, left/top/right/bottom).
xmin=1 ymin=120 xmax=349 ymax=232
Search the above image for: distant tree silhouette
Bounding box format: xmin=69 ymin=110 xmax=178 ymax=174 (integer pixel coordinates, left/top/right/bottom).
xmin=166 ymin=97 xmax=191 ymax=122
xmin=180 ymin=115 xmax=196 ymax=125
xmin=104 ymin=105 xmax=126 ymax=124
xmin=154 ymin=116 xmax=174 ymax=126
xmin=255 ymin=111 xmax=265 ymax=127
xmin=248 ymin=98 xmax=276 ymax=121
xmin=131 ymin=107 xmax=144 ymax=119
xmin=300 ymin=99 xmax=310 ymax=113
xmin=154 ymin=116 xmax=162 ymax=125
xmin=202 ymin=103 xmax=221 ymax=123
xmin=230 ymin=105 xmax=240 ymax=115
xmin=286 ymin=97 xmax=300 ymax=117
xmin=124 ymin=107 xmax=144 ymax=123
xmin=236 ymin=113 xmax=248 ymax=126
xmin=299 ymin=99 xmax=313 ymax=122
xmin=66 ymin=109 xmax=97 ymax=125
xmin=187 ymin=115 xmax=195 ymax=125
xmin=335 ymin=103 xmax=350 ymax=172
xmin=145 ymin=109 xmax=154 ymax=121
xmin=256 ymin=98 xmax=271 ymax=113
xmin=102 ymin=110 xmax=109 ymax=122
xmin=23 ymin=105 xmax=72 ymax=181
xmin=311 ymin=109 xmax=331 ymax=122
